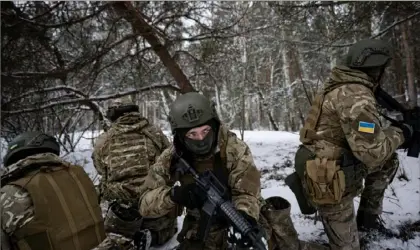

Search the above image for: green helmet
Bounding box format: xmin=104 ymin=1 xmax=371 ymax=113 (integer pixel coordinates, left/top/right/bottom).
xmin=346 ymin=39 xmax=392 ymax=68
xmin=168 ymin=92 xmax=219 ymax=132
xmin=107 ymin=96 xmax=139 ymax=121
xmin=3 ymin=132 xmax=60 ymax=167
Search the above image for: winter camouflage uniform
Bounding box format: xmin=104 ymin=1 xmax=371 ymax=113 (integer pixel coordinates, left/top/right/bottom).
xmin=92 ymin=97 xmax=176 ymax=249
xmin=138 ymin=92 xmax=328 ymax=250
xmin=297 ymin=40 xmax=407 ymax=250
xmin=1 ymin=132 xmax=105 ymax=250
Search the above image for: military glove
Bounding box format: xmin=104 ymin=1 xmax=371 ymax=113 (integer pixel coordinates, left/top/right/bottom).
xmin=170 ymin=183 xmax=206 ymax=209
xmin=398 ymin=123 xmax=414 ymax=149
xmin=227 ymin=210 xmax=268 ymax=249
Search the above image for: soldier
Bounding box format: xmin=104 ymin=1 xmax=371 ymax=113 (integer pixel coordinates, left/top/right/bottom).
xmin=293 ymin=39 xmax=414 ymax=250
xmin=138 ymin=92 xmax=328 ymax=250
xmin=1 ymin=132 xmax=105 ymax=250
xmin=92 ymin=96 xmax=176 ymax=250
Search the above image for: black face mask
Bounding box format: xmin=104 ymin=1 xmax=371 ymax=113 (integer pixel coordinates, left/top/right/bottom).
xmin=183 ymin=130 xmax=215 ymax=156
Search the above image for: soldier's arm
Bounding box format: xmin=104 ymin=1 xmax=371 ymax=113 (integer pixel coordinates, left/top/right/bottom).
xmin=156 ymin=127 xmax=171 ymax=150
xmin=92 ymin=145 xmax=106 ymax=176
xmin=1 ymin=185 xmax=35 ymax=238
xmin=91 ymin=132 xmax=109 ymax=176
xmin=138 ymin=148 xmax=175 ymax=218
xmin=228 ymin=135 xmax=261 ymax=221
xmin=333 ymin=84 xmax=405 ymax=168
xmin=1 ymin=228 xmax=12 ymax=250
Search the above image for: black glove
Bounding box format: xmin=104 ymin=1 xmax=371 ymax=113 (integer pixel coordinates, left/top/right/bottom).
xmin=398 ymin=123 xmax=414 ymax=149
xmin=227 ymin=211 xmax=268 ymax=249
xmin=170 ymin=183 xmax=206 ymax=209
xmin=133 ymin=229 xmax=152 ymax=250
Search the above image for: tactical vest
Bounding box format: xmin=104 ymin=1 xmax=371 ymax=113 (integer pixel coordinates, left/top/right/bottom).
xmin=170 ymin=151 xmax=231 ymax=243
xmin=176 ymin=152 xmax=229 ymax=189
xmin=106 ymin=122 xmax=165 ymax=182
xmin=102 ymin=120 xmax=166 ymax=205
xmin=300 ymin=83 xmax=353 ymax=148
xmin=10 ymin=164 xmax=105 ymax=250
xmin=170 ymin=130 xmax=231 ymax=193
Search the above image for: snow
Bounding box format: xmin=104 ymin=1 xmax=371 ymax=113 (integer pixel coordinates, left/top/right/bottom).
xmin=1 ymin=130 xmax=419 ymax=249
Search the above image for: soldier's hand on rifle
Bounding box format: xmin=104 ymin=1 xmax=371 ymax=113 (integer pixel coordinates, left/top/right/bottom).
xmin=227 ymin=210 xmax=268 ymax=249
xmin=398 ymin=123 xmax=414 ymax=149
xmin=170 ymin=182 xmax=206 ymax=209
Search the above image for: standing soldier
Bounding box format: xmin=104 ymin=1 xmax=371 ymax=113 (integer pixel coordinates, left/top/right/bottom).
xmin=1 ymin=132 xmax=105 ymax=250
xmin=293 ymin=39 xmax=413 ymax=250
xmin=92 ymin=96 xmax=177 ymax=250
xmin=138 ymin=92 xmax=328 ymax=250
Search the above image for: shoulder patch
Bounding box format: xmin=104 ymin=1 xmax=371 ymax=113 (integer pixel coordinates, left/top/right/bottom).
xmin=358 ymin=121 xmax=375 ymax=134
xmin=351 ymin=110 xmax=381 ymax=143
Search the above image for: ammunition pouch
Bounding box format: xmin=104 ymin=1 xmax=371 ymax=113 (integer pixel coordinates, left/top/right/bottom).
xmin=105 ymin=202 xmax=143 ymax=238
xmin=305 ymin=158 xmax=345 ymax=205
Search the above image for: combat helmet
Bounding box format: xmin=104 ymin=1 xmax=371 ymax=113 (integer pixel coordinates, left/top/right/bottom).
xmin=3 ymin=132 xmax=60 ymax=167
xmin=346 ymin=39 xmax=392 ymax=68
xmin=168 ymin=92 xmax=219 ymax=133
xmin=106 ymin=95 xmax=139 ymax=121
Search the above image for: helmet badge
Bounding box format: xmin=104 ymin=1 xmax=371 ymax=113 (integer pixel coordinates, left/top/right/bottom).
xmin=182 ymin=105 xmax=203 ymax=123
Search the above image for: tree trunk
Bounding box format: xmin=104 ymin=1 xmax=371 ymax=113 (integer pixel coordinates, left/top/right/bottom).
xmin=401 ymin=21 xmax=417 ymax=107
xmin=112 ymin=2 xmax=195 ymax=93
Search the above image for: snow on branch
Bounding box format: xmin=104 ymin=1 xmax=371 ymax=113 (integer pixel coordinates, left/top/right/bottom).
xmin=3 ymin=84 xmax=180 ymax=115
xmin=276 ymin=11 xmax=420 ymax=53
xmin=370 ymin=11 xmax=420 ymax=39
xmin=5 ymin=85 xmax=88 ymax=104
xmin=1 ymin=33 xmax=140 ymax=80
xmin=302 ymin=11 xmax=420 ymax=53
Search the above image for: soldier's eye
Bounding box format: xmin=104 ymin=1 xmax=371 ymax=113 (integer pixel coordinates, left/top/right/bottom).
xmin=186 ymin=132 xmax=196 ymax=138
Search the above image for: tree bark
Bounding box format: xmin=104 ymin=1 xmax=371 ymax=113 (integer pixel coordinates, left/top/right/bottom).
xmin=112 ymin=1 xmax=195 ymax=93
xmin=401 ymin=21 xmax=417 ymax=107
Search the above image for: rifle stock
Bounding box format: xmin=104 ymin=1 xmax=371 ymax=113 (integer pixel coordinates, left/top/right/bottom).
xmin=176 ymin=157 xmax=268 ymax=250
xmin=375 ymin=88 xmax=420 ymax=158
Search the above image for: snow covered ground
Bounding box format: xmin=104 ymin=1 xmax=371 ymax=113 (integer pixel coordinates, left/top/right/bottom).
xmin=1 ymin=130 xmax=419 ymax=249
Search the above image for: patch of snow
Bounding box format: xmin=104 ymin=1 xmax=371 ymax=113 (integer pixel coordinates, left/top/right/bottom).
xmin=1 ymin=130 xmax=419 ymax=249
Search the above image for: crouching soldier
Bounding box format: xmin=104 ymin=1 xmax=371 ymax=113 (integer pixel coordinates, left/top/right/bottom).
xmin=289 ymin=39 xmax=412 ymax=250
xmin=1 ymin=132 xmax=105 ymax=250
xmin=92 ymin=96 xmax=177 ymax=250
xmin=138 ymin=92 xmax=328 ymax=250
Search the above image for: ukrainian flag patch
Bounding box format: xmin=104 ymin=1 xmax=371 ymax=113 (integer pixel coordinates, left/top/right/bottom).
xmin=358 ymin=121 xmax=375 ymax=134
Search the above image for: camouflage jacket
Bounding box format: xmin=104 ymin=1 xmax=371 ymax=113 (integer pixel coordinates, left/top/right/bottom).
xmin=0 ymin=153 xmax=70 ymax=249
xmin=302 ymin=65 xmax=404 ymax=170
xmin=92 ymin=113 xmax=170 ymax=205
xmin=138 ymin=124 xmax=262 ymax=221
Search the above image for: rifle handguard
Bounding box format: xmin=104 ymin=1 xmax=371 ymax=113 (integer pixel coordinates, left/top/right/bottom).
xmin=220 ymin=202 xmax=253 ymax=235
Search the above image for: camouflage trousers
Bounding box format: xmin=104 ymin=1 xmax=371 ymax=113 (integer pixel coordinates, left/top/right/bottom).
xmin=94 ymin=204 xmax=178 ymax=250
xmin=176 ymin=197 xmax=328 ymax=250
xmin=313 ymin=153 xmax=399 ymax=250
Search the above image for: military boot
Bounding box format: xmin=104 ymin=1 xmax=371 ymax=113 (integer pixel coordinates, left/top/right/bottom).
xmin=356 ymin=211 xmax=396 ymax=237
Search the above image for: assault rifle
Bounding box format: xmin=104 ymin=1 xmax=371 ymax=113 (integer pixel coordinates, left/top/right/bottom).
xmin=375 ymin=87 xmax=420 ymax=158
xmin=174 ymin=157 xmax=268 ymax=250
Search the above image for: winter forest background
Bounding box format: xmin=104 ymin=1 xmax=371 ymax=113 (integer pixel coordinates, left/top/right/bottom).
xmin=1 ymin=1 xmax=419 ymax=152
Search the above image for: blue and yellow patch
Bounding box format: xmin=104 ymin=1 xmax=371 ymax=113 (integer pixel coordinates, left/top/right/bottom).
xmin=358 ymin=121 xmax=375 ymax=134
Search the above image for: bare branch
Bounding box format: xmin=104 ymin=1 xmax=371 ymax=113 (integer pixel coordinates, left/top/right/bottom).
xmin=112 ymin=1 xmax=195 ymax=93
xmin=5 ymin=85 xmax=88 ymax=104
xmin=2 ymin=84 xmax=180 ymax=115
xmin=302 ymin=10 xmax=420 ymax=53
xmin=2 ymin=33 xmax=140 ymax=80
xmin=16 ymin=4 xmax=110 ymax=29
